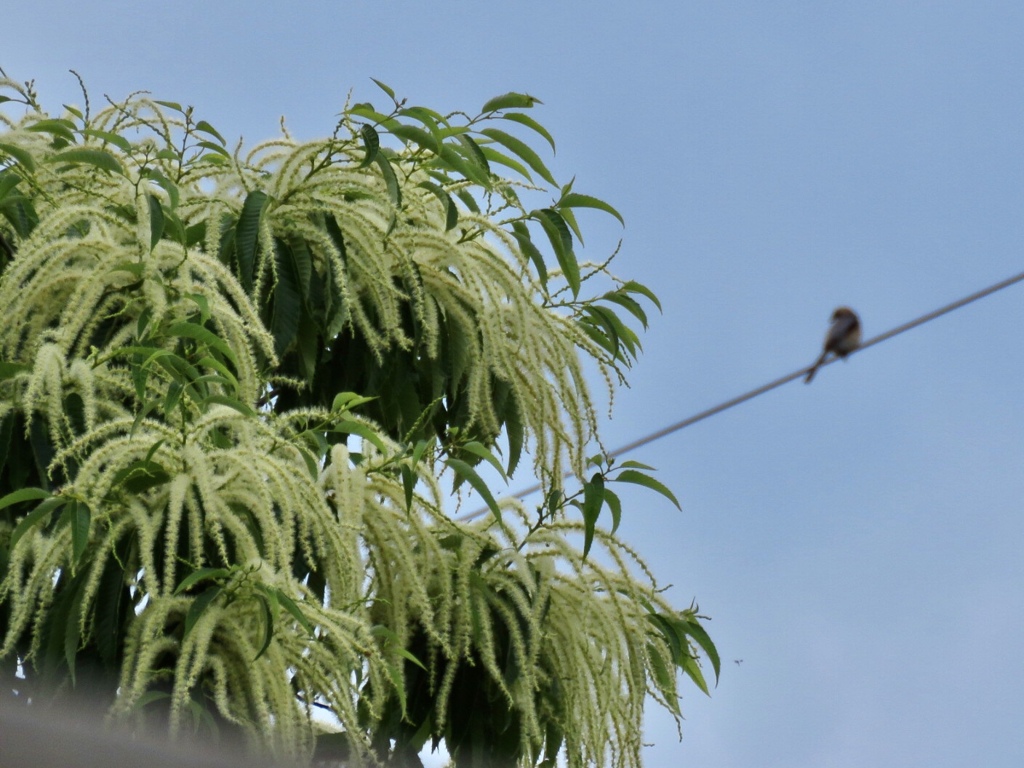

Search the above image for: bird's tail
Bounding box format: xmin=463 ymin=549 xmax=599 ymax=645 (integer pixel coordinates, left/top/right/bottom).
xmin=804 ymin=352 xmax=827 ymax=384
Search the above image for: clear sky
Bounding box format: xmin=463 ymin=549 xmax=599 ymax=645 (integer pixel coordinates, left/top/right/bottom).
xmin=5 ymin=2 xmax=1024 ymax=766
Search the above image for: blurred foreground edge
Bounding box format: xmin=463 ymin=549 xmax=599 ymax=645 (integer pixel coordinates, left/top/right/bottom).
xmin=0 ymin=698 xmax=291 ymax=768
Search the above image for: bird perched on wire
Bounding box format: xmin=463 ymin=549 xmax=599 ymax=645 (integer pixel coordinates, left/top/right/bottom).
xmin=804 ymin=306 xmax=861 ymax=384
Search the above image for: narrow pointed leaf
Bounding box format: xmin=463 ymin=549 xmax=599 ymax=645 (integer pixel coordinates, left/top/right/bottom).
xmin=275 ymin=590 xmax=316 ymax=637
xmin=370 ymin=78 xmax=396 ymax=100
xmin=558 ymin=192 xmax=624 ymax=226
xmin=447 ymin=458 xmax=502 ymax=521
xmin=612 ymin=469 xmax=681 ymax=510
xmin=358 ymin=124 xmax=380 ymax=168
xmin=581 ymin=473 xmax=604 ymax=559
xmin=82 ymin=129 xmax=132 ymax=153
xmin=175 ymin=568 xmax=230 ymax=597
xmin=184 ymin=585 xmax=222 ymax=638
xmin=417 ymin=181 xmax=459 ymax=230
xmin=480 ymin=128 xmax=556 ymax=186
xmin=0 ymin=487 xmax=51 ymax=511
xmin=373 ymin=153 xmax=402 ymax=206
xmin=460 ymin=441 xmax=508 ymax=481
xmin=622 ymin=280 xmax=662 ymax=311
xmin=68 ymin=500 xmax=91 ymax=567
xmin=479 ymin=145 xmax=533 ymax=181
xmin=532 ymin=208 xmax=579 ymax=296
xmin=0 ymin=142 xmax=36 ymax=172
xmin=46 ymin=148 xmax=124 ymax=174
xmin=511 ymin=221 xmax=547 ymax=283
xmin=500 ymin=112 xmax=556 ymax=152
xmin=481 ymin=92 xmax=542 ymax=113
xmin=147 ymin=194 xmax=164 ymax=250
xmin=165 ymin=322 xmax=239 ymax=367
xmin=26 ymin=119 xmax=77 ymax=143
xmin=9 ymin=497 xmax=65 ymax=549
xmin=602 ymin=487 xmax=622 ymax=533
xmin=235 ymin=190 xmax=268 ymax=293
xmin=194 ymin=120 xmax=226 ymax=146
xmin=683 ymin=617 xmax=721 ymax=684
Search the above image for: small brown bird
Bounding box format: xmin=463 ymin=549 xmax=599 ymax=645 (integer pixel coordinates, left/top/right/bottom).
xmin=804 ymin=306 xmax=861 ymax=384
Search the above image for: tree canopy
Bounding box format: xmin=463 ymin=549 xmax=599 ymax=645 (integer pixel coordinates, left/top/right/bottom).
xmin=0 ymin=71 xmax=717 ymax=768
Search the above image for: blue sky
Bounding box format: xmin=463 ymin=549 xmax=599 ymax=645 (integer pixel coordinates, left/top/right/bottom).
xmin=5 ymin=2 xmax=1024 ymax=766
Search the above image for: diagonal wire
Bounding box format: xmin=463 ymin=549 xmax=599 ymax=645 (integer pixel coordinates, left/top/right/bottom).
xmin=457 ymin=269 xmax=1024 ymax=521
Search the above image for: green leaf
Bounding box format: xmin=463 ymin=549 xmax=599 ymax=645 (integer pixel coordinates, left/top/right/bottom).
xmin=165 ymin=321 xmax=239 ymax=367
xmin=453 ymin=188 xmax=480 ymax=213
xmin=681 ymin=653 xmax=710 ymax=696
xmin=584 ymin=304 xmax=641 ymax=362
xmin=400 ymin=464 xmax=417 ymax=510
xmin=481 ymin=92 xmax=542 ymax=113
xmin=617 ymin=459 xmax=656 ymax=471
xmin=455 ymin=134 xmax=491 ymax=175
xmin=480 ymin=128 xmax=556 ymax=186
xmin=460 ymin=441 xmax=508 ymax=481
xmin=647 ymin=642 xmax=681 ymax=710
xmin=174 ymin=567 xmax=232 ymax=595
xmin=622 ymin=279 xmax=662 ymax=312
xmin=66 ymin=500 xmax=91 ymax=567
xmin=0 ymin=486 xmax=51 ymax=511
xmin=270 ymin=238 xmax=305 ymax=356
xmin=446 ymin=458 xmax=502 ymax=521
xmin=26 ymin=119 xmax=77 ymax=143
xmin=479 ymin=145 xmax=533 ymax=181
xmin=183 ymin=585 xmax=222 ymax=638
xmin=112 ymin=459 xmax=172 ymax=493
xmin=581 ymin=305 xmax=620 ymax=359
xmin=200 ymin=394 xmax=255 ymax=417
xmin=558 ymin=205 xmax=584 ymax=245
xmin=438 ymin=143 xmax=490 ymax=187
xmin=358 ymin=123 xmax=380 ymax=168
xmin=370 ymin=78 xmax=396 ymax=100
xmin=81 ymin=128 xmax=132 ymax=153
xmin=0 ymin=170 xmax=22 ymax=200
xmin=196 ymin=140 xmax=230 ymax=157
xmin=194 ymin=120 xmax=226 ymax=146
xmin=683 ymin=615 xmax=720 ymax=685
xmin=0 ymin=142 xmax=37 ymax=172
xmin=417 ymin=181 xmax=458 ymax=230
xmin=504 ymin=398 xmax=524 ymax=477
xmin=398 ymin=105 xmax=448 ymax=130
xmin=253 ymin=592 xmax=275 ymax=660
xmin=500 ymin=112 xmax=556 ymax=152
xmin=390 ymin=124 xmax=440 ymax=155
xmin=581 ymin=473 xmax=604 ymax=559
xmin=331 ymin=391 xmax=378 ymax=412
xmin=331 ymin=417 xmax=387 ymax=452
xmin=602 ymin=486 xmax=622 ymax=533
xmin=235 ymin=190 xmax=268 ymax=294
xmin=154 ymin=100 xmax=185 ymax=113
xmin=46 ymin=148 xmax=124 ymax=175
xmin=371 ymin=624 xmax=428 ymax=670
xmin=9 ymin=497 xmax=66 ymax=549
xmin=558 ymin=192 xmax=624 ymax=226
xmin=532 ymin=209 xmax=579 ymax=296
xmin=602 ymin=290 xmax=649 ymax=329
xmin=580 ymin=322 xmax=617 ymax=359
xmin=147 ymin=194 xmax=164 ymax=251
xmin=350 ymin=103 xmax=395 ymax=126
xmin=275 ymin=589 xmax=316 ymax=637
xmin=612 ymin=469 xmax=681 ymax=510
xmin=511 ymin=221 xmax=547 ymax=284
xmin=373 ymin=153 xmax=402 ymax=206
xmin=144 ymin=168 xmax=180 ymax=209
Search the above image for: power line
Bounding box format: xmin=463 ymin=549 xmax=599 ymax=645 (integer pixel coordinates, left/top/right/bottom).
xmin=458 ymin=268 xmax=1024 ymax=520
